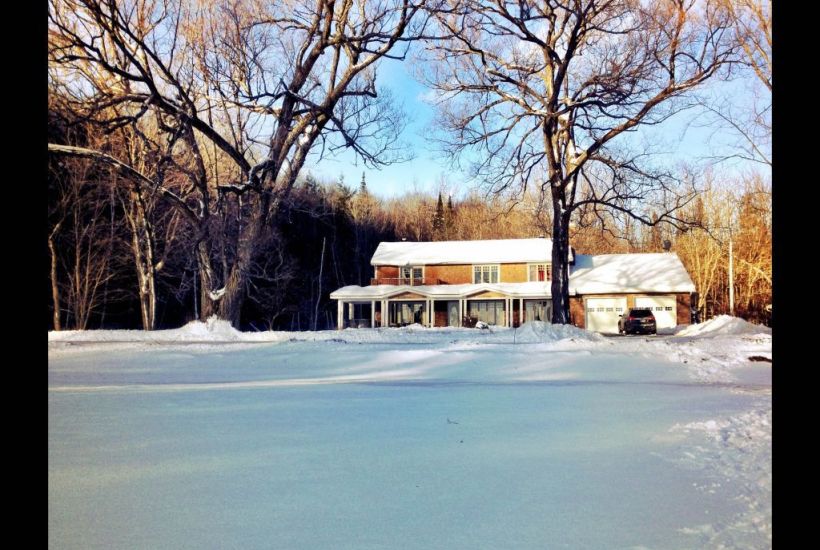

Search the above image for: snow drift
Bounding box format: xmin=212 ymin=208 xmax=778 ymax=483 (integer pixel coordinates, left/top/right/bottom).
xmin=675 ymin=315 xmax=771 ymax=337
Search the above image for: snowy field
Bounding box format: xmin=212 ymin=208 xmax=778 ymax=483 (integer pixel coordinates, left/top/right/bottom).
xmin=48 ymin=317 xmax=771 ymax=549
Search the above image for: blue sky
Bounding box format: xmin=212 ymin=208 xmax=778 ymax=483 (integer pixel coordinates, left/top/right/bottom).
xmin=304 ymin=57 xmax=769 ymax=200
xmin=304 ymin=57 xmax=449 ymax=198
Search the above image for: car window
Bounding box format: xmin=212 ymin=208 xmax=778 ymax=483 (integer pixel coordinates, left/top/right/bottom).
xmin=630 ymin=309 xmax=653 ymax=318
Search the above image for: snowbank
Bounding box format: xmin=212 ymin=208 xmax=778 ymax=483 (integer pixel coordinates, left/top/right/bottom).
xmin=49 ymin=318 xmax=607 ymax=346
xmin=49 ymin=317 xmax=245 ymax=343
xmin=675 ymin=315 xmax=771 ymax=337
xmin=510 ymin=321 xmax=606 ymax=343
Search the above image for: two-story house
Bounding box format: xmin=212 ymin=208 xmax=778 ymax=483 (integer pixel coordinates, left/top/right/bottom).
xmin=330 ymin=238 xmax=695 ymax=333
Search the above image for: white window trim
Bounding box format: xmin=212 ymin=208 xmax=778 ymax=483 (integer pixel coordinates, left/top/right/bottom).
xmin=527 ymin=262 xmax=552 ymax=282
xmin=472 ymin=264 xmax=501 ymax=284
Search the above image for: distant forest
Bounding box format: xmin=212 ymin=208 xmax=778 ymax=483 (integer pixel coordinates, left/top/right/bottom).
xmin=48 ymin=105 xmax=771 ymax=331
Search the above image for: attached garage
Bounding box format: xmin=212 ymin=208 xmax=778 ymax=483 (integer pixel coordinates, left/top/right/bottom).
xmin=570 ymin=253 xmax=696 ymax=333
xmin=585 ymin=297 xmax=627 ymax=334
xmin=634 ymin=296 xmax=677 ymax=331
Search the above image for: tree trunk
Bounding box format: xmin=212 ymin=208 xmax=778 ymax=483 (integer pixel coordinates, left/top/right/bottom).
xmin=197 ymin=241 xmax=216 ymax=321
xmin=49 ymin=224 xmax=62 ymax=331
xmin=219 ymin=257 xmax=249 ymax=327
xmin=550 ymin=193 xmax=572 ymax=324
xmin=125 ymin=188 xmax=157 ymax=331
xmin=217 ymin=200 xmax=267 ymax=327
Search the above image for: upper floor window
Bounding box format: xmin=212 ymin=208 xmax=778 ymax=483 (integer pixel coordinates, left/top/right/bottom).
xmin=473 ymin=264 xmax=500 ymax=284
xmin=400 ymin=266 xmax=423 ymax=280
xmin=528 ymin=263 xmax=551 ymax=282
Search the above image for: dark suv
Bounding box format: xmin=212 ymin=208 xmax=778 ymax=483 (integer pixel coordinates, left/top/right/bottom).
xmin=618 ymin=308 xmax=657 ymax=335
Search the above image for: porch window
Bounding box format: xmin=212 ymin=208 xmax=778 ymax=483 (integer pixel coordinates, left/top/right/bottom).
xmin=528 ymin=263 xmax=551 ymax=282
xmin=468 ymin=300 xmax=505 ymax=325
xmin=389 ymin=301 xmax=425 ymax=326
xmin=525 ymin=299 xmax=552 ymax=323
xmin=473 ymin=264 xmax=500 ymax=284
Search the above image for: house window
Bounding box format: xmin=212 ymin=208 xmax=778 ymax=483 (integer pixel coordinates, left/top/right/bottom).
xmin=473 ymin=264 xmax=500 ymax=283
xmin=528 ymin=263 xmax=551 ymax=282
xmin=400 ymin=266 xmax=423 ymax=282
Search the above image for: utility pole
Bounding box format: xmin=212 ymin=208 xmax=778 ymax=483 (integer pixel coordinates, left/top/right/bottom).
xmin=313 ymin=237 xmax=326 ymax=331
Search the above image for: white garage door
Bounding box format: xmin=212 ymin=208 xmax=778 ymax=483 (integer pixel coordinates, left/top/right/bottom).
xmin=585 ymin=297 xmax=627 ymax=333
xmin=634 ymin=296 xmax=677 ymax=330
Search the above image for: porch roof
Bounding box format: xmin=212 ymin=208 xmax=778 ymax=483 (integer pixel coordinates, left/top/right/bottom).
xmin=330 ymin=281 xmax=552 ymax=301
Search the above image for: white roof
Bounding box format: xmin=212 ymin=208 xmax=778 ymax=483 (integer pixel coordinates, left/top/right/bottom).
xmin=568 ymin=253 xmax=695 ymax=294
xmin=370 ymin=238 xmax=571 ymax=266
xmin=330 ymin=282 xmax=552 ymax=300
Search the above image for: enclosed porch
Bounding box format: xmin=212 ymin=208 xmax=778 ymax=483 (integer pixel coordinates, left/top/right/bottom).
xmin=331 ymin=284 xmax=552 ymax=329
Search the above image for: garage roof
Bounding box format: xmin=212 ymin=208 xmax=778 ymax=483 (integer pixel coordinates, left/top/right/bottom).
xmin=569 ymin=253 xmax=695 ymax=294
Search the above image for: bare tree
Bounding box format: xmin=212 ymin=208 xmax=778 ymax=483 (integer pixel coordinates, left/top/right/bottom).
xmin=49 ymin=0 xmax=430 ymax=327
xmin=419 ymin=0 xmax=739 ymax=323
xmin=697 ymin=0 xmax=770 ymax=167
xmin=673 ymin=172 xmax=770 ymax=322
xmin=723 ymin=0 xmax=770 ymax=91
xmin=48 ymin=155 xmax=119 ymax=330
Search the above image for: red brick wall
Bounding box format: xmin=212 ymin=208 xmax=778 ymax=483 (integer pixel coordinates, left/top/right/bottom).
xmin=501 ymin=263 xmax=528 ymax=283
xmin=377 ymin=263 xmax=532 ymax=284
xmin=423 ymin=264 xmax=471 ymax=284
xmin=375 ymin=266 xmax=398 ymax=280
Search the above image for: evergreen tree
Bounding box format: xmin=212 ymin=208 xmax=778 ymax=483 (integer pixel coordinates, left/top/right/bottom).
xmin=433 ymin=192 xmax=445 ymax=239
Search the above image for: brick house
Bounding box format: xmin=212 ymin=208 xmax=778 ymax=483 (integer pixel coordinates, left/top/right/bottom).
xmin=330 ymin=238 xmax=695 ymax=333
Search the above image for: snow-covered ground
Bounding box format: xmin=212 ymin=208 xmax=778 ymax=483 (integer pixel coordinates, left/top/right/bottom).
xmin=48 ymin=317 xmax=771 ymax=549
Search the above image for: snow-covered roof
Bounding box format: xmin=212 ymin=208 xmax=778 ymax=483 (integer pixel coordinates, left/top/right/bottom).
xmin=568 ymin=253 xmax=695 ymax=294
xmin=330 ymin=282 xmax=553 ymax=300
xmin=334 ymin=251 xmax=695 ymax=300
xmin=370 ymin=238 xmax=572 ymax=266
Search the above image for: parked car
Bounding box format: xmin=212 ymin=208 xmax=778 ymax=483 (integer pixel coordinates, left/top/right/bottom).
xmin=618 ymin=308 xmax=657 ymax=335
